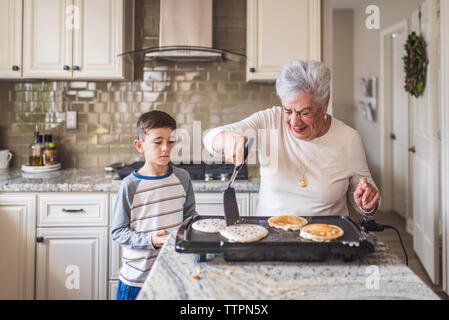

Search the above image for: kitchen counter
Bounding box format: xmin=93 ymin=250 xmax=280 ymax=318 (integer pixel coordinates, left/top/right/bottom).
xmin=137 ymin=233 xmax=440 ymax=300
xmin=0 ymin=168 xmax=260 ymax=193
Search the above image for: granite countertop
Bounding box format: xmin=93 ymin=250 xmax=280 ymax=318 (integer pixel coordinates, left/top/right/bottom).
xmin=137 ymin=233 xmax=440 ymax=300
xmin=0 ymin=168 xmax=260 ymax=193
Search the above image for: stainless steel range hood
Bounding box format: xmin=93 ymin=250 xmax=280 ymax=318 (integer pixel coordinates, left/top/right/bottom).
xmin=119 ymin=0 xmax=246 ymax=63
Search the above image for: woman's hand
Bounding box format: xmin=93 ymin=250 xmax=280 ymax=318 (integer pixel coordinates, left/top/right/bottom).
xmin=353 ymin=177 xmax=381 ymax=212
xmin=213 ymin=131 xmax=247 ymax=166
xmin=152 ymin=230 xmax=169 ymax=248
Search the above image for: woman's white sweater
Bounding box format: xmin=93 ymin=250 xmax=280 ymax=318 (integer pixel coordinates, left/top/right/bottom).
xmin=203 ymin=106 xmax=379 ymax=217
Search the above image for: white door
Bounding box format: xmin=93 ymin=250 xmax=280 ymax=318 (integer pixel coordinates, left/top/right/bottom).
xmin=73 ymin=0 xmax=124 ymax=79
xmin=0 ymin=0 xmax=22 ymax=78
xmin=391 ymin=28 xmax=409 ymax=219
xmin=410 ymin=0 xmax=440 ymax=284
xmin=23 ymin=0 xmax=73 ymax=78
xmin=36 ymin=227 xmax=107 ymax=300
xmin=0 ymin=194 xmax=36 ymax=300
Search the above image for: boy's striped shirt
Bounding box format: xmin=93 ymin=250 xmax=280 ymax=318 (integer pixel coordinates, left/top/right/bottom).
xmin=111 ymin=165 xmax=196 ymax=288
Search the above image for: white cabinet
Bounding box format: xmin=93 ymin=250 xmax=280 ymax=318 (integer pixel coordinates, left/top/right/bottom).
xmin=0 ymin=0 xmax=23 ymax=78
xmin=0 ymin=194 xmax=36 ymax=300
xmin=108 ymin=280 xmax=118 ymax=300
xmin=72 ymin=0 xmax=127 ymax=79
xmin=35 ymin=227 xmax=107 ymax=300
xmin=195 ymin=193 xmax=250 ymax=216
xmin=38 ymin=193 xmax=108 ymax=227
xmin=250 ymin=193 xmax=259 ymax=216
xmin=23 ymin=0 xmax=72 ymax=79
xmin=246 ymin=0 xmax=321 ymax=82
xmin=35 ymin=193 xmax=108 ymax=300
xmin=22 ymin=0 xmax=133 ymax=79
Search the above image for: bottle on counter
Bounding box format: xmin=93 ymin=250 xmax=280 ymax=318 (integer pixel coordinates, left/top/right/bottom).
xmin=29 ymin=126 xmax=43 ymax=166
xmin=42 ymin=134 xmax=57 ymax=166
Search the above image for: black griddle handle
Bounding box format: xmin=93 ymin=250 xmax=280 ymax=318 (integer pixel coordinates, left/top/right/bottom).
xmin=180 ymin=214 xmax=197 ymax=240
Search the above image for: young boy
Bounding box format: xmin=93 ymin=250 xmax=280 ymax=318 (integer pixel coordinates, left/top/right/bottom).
xmin=111 ymin=110 xmax=197 ymax=300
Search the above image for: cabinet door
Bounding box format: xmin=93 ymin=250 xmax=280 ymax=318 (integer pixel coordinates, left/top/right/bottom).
xmin=23 ymin=0 xmax=72 ymax=78
xmin=246 ymin=0 xmax=321 ymax=81
xmin=73 ymin=0 xmax=124 ymax=79
xmin=38 ymin=193 xmax=108 ymax=227
xmin=0 ymin=194 xmax=36 ymax=300
xmin=0 ymin=0 xmax=22 ymax=78
xmin=35 ymin=227 xmax=107 ymax=300
xmin=195 ymin=193 xmax=249 ymax=216
xmin=249 ymin=193 xmax=259 ymax=216
xmin=108 ymin=280 xmax=118 ymax=300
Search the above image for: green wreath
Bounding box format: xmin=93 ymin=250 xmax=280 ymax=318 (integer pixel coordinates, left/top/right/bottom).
xmin=403 ymin=31 xmax=428 ymax=98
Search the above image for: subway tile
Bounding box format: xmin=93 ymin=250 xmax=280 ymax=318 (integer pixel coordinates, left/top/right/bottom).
xmin=143 ymin=92 xmax=163 ymax=102
xmin=87 ymin=144 xmax=109 ymax=155
xmin=70 ymin=81 xmax=88 ymax=89
xmin=77 ymin=90 xmax=96 ymax=99
xmin=76 ymin=154 xmax=98 ymax=168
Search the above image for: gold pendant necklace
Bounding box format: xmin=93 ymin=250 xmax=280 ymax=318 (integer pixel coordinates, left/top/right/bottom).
xmin=298 ymin=157 xmax=312 ymax=188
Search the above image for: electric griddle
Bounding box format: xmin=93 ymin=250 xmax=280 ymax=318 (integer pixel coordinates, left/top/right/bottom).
xmin=175 ymin=215 xmax=376 ymax=262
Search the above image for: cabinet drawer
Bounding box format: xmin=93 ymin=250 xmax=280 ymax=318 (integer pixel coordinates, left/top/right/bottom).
xmin=38 ymin=193 xmax=108 ymax=227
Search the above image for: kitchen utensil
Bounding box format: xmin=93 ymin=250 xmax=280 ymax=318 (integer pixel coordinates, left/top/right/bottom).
xmin=223 ymin=138 xmax=254 ymax=226
xmin=175 ymin=215 xmax=376 ymax=262
xmin=0 ymin=150 xmax=12 ymax=169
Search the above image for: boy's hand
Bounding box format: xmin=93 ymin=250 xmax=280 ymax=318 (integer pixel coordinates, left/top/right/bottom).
xmin=152 ymin=230 xmax=169 ymax=248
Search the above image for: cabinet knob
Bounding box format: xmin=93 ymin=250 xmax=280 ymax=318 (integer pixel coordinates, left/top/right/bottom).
xmin=12 ymin=65 xmax=20 ymax=71
xmin=409 ymin=146 xmax=416 ymax=154
xmin=63 ymin=65 xmax=70 ymax=71
xmin=73 ymin=65 xmax=80 ymax=71
xmin=36 ymin=237 xmax=44 ymax=243
xmin=249 ymin=67 xmax=256 ymax=73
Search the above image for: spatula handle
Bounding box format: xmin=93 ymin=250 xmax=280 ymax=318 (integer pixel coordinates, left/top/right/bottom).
xmin=236 ymin=138 xmax=254 ymax=170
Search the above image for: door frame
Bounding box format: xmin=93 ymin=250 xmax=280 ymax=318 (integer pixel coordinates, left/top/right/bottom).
xmin=379 ymin=20 xmax=413 ymax=233
xmin=440 ymin=0 xmax=449 ymax=295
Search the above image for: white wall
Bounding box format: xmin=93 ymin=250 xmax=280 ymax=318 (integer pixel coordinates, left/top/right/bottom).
xmin=351 ymin=0 xmax=425 ymax=187
xmin=333 ymin=9 xmax=354 ymax=128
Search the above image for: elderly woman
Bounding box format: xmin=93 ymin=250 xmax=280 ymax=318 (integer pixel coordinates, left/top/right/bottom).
xmin=203 ymin=60 xmax=380 ymax=217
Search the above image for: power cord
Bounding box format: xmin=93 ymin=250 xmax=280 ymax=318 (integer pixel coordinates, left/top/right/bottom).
xmin=361 ymin=218 xmax=409 ymax=266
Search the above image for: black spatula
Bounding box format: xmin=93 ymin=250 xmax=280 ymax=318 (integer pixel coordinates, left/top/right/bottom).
xmin=223 ymin=138 xmax=254 ymax=226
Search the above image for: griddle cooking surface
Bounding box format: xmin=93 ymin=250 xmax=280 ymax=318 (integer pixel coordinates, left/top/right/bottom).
xmin=176 ymin=215 xmax=375 ymax=262
xmin=186 ymin=216 xmax=362 ymax=243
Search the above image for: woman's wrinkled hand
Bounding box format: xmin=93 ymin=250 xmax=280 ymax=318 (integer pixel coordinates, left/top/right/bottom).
xmin=353 ymin=177 xmax=381 ymax=212
xmin=215 ymin=131 xmax=248 ymax=166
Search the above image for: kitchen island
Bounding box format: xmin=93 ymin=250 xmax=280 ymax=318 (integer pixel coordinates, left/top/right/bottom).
xmin=137 ymin=233 xmax=440 ymax=300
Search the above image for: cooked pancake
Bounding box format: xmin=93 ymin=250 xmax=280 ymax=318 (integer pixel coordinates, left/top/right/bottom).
xmin=192 ymin=218 xmax=226 ymax=233
xmin=220 ymin=224 xmax=269 ymax=243
xmin=268 ymin=215 xmax=308 ymax=231
xmin=300 ymin=224 xmax=344 ymax=242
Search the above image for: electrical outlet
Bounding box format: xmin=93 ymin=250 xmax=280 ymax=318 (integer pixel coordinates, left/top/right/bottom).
xmin=66 ymin=111 xmax=77 ymax=130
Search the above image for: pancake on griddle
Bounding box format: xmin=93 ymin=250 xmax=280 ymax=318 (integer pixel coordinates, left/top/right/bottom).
xmin=268 ymin=215 xmax=308 ymax=231
xmin=220 ymin=224 xmax=269 ymax=243
xmin=191 ymin=218 xmax=226 ymax=233
xmin=299 ymin=223 xmax=344 ymax=242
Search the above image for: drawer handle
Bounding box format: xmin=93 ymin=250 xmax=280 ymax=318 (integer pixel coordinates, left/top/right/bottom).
xmin=62 ymin=208 xmax=85 ymax=213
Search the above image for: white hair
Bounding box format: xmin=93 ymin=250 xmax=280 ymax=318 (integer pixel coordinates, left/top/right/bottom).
xmin=276 ymin=60 xmax=331 ymax=108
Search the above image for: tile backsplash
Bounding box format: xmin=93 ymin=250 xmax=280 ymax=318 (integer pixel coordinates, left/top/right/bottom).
xmin=0 ymin=0 xmax=279 ymax=169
